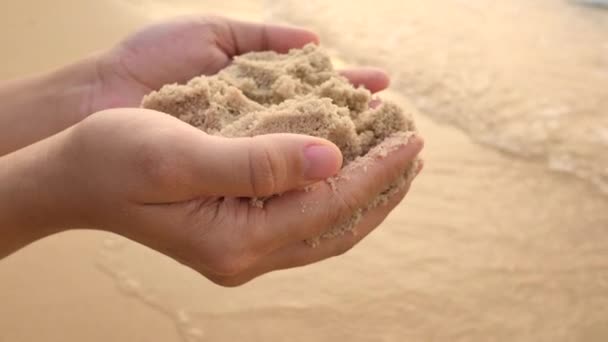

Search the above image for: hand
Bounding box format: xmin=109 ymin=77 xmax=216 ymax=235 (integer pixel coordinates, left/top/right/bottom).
xmin=0 ymin=16 xmax=389 ymax=156
xmin=88 ymin=16 xmax=391 ymax=114
xmin=0 ymin=15 xmax=422 ymax=284
xmin=28 ymin=108 xmax=423 ymax=286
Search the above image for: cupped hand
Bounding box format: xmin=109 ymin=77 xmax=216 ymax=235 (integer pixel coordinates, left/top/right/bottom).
xmin=50 ymin=109 xmax=423 ymax=286
xmin=87 ymin=16 xmax=390 ymax=114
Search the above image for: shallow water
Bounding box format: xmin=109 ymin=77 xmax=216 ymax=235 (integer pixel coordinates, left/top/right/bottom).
xmin=1 ymin=1 xmax=608 ymax=341
xmin=270 ymin=0 xmax=608 ymax=194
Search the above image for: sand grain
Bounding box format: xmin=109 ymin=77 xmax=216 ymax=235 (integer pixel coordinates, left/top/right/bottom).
xmin=142 ymin=44 xmax=418 ymax=242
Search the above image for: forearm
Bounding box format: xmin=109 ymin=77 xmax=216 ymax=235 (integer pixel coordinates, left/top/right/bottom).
xmin=0 ymin=57 xmax=97 ymax=156
xmin=0 ymin=130 xmax=77 ymax=258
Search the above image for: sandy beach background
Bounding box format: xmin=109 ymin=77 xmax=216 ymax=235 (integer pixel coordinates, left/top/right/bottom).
xmin=1 ymin=0 xmax=608 ymax=341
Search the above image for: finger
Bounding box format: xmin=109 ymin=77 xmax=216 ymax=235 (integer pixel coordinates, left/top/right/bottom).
xmin=200 ymin=134 xmax=342 ymax=197
xmin=249 ymin=134 xmax=423 ymax=253
xmin=369 ymin=98 xmax=383 ymax=109
xmin=339 ymin=68 xmax=391 ymax=93
xmin=211 ymin=181 xmax=413 ymax=287
xmin=134 ymin=122 xmax=343 ymax=202
xmin=217 ymin=17 xmax=320 ymax=56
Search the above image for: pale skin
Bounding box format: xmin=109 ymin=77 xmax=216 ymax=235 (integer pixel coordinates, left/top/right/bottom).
xmin=0 ymin=16 xmax=424 ymax=286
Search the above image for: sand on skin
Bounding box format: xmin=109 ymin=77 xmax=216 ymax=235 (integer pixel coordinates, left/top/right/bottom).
xmin=1 ymin=1 xmax=608 ymax=342
xmin=141 ymin=43 xmax=419 ymax=242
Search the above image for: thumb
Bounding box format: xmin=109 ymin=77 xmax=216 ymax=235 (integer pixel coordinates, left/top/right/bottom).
xmin=199 ymin=134 xmax=343 ymax=197
xmin=158 ymin=132 xmax=343 ymax=200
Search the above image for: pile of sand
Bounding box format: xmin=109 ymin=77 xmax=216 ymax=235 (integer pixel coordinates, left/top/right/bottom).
xmin=141 ymin=44 xmax=418 ymax=244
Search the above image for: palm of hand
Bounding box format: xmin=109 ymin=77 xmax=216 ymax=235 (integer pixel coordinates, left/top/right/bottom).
xmin=71 ymin=109 xmax=421 ymax=286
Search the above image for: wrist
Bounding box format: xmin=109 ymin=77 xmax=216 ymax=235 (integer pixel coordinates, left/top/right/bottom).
xmin=0 ymin=55 xmax=102 ymax=156
xmin=40 ymin=54 xmax=101 ymax=122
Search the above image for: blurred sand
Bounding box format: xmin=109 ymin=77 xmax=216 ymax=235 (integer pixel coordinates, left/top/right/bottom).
xmin=1 ymin=1 xmax=608 ymax=341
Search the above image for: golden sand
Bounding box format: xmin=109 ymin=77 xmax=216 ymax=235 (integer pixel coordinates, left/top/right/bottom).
xmin=2 ymin=0 xmax=608 ymax=341
xmin=142 ymin=44 xmax=418 ymax=242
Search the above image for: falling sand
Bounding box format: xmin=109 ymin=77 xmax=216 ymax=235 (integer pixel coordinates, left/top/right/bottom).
xmin=141 ymin=44 xmax=419 ymax=243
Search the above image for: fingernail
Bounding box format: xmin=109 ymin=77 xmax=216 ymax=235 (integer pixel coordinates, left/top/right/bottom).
xmin=304 ymin=144 xmax=341 ymax=180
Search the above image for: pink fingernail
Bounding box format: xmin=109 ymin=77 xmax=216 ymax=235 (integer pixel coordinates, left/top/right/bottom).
xmin=304 ymin=144 xmax=341 ymax=180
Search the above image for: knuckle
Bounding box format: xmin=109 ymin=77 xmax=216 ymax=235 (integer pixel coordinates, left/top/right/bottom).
xmin=329 ymin=188 xmax=362 ymax=224
xmin=247 ymin=141 xmax=283 ymax=196
xmin=336 ymin=189 xmax=361 ymax=214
